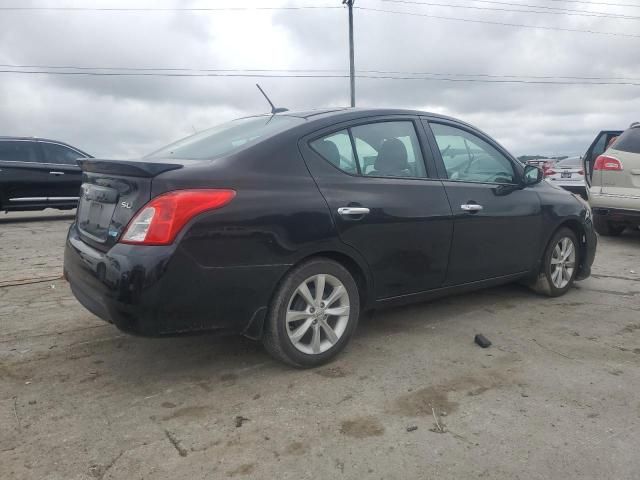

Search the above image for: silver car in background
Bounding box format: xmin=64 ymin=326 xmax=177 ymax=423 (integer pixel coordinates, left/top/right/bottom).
xmin=545 ymin=156 xmax=586 ymax=198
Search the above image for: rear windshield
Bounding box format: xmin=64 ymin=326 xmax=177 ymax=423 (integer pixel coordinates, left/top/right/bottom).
xmin=612 ymin=127 xmax=640 ymax=154
xmin=146 ymin=115 xmax=303 ymax=160
xmin=557 ymin=157 xmax=581 ymax=167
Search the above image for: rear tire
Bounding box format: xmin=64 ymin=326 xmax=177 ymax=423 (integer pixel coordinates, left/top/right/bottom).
xmin=530 ymin=227 xmax=579 ymax=297
xmin=262 ymin=258 xmax=360 ymax=368
xmin=594 ymin=214 xmax=625 ymax=236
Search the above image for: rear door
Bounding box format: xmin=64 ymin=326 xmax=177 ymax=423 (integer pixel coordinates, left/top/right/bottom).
xmin=423 ymin=119 xmax=542 ymax=285
xmin=0 ymin=140 xmax=51 ymax=209
xmin=300 ymin=116 xmax=453 ymax=300
xmin=38 ymin=141 xmax=86 ymax=203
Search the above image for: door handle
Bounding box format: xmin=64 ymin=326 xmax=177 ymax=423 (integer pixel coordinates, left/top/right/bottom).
xmin=460 ymin=203 xmax=483 ymax=212
xmin=49 ymin=171 xmax=64 ymax=176
xmin=338 ymin=207 xmax=370 ymax=217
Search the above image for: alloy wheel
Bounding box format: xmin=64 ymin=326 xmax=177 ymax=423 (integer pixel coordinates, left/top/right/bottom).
xmin=550 ymin=237 xmax=576 ymax=289
xmin=286 ymin=274 xmax=350 ymax=355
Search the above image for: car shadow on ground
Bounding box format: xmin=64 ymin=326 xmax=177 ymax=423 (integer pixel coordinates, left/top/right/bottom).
xmin=83 ymin=282 xmax=535 ymax=387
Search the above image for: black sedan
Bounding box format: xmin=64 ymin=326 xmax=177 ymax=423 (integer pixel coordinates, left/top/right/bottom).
xmin=64 ymin=108 xmax=596 ymax=367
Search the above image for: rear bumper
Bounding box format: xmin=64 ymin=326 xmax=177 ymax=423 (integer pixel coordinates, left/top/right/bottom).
xmin=64 ymin=224 xmax=288 ymax=336
xmin=592 ymin=206 xmax=640 ymax=225
xmin=588 ymin=189 xmax=640 ymax=211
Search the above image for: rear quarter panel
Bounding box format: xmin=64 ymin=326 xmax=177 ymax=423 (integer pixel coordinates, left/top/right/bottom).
xmin=150 ymin=131 xmax=364 ymax=271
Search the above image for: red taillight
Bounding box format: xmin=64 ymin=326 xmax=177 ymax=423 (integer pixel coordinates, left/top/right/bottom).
xmin=578 ymin=169 xmax=584 ymax=175
xmin=545 ymin=169 xmax=556 ymax=176
xmin=120 ymin=189 xmax=236 ymax=245
xmin=593 ymin=155 xmax=623 ymax=171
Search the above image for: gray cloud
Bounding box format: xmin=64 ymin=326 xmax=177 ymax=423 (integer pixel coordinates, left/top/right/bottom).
xmin=0 ymin=0 xmax=638 ymax=158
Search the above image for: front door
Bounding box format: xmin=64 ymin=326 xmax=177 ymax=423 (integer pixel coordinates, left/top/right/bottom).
xmin=300 ymin=117 xmax=453 ymax=300
xmin=423 ymin=120 xmax=542 ymax=285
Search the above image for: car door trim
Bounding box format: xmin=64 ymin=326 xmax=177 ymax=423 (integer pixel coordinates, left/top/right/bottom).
xmin=9 ymin=196 xmax=79 ymax=202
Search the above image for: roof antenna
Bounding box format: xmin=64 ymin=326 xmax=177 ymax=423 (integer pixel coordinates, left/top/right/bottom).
xmin=256 ymin=83 xmax=288 ymax=115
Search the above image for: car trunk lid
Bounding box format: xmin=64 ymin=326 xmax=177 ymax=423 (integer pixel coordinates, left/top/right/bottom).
xmin=75 ymin=158 xmax=186 ymax=251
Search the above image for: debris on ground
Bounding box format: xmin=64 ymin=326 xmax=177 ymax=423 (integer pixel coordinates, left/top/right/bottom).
xmin=430 ymin=407 xmax=446 ymax=433
xmin=235 ymin=415 xmax=250 ymax=428
xmin=474 ymin=334 xmax=492 ymax=348
xmin=406 ymin=425 xmax=418 ymax=432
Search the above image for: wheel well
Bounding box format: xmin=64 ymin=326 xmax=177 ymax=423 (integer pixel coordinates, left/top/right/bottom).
xmin=297 ymin=251 xmax=370 ymax=308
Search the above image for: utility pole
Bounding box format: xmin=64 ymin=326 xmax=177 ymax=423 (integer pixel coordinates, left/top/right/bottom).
xmin=343 ymin=0 xmax=355 ymax=107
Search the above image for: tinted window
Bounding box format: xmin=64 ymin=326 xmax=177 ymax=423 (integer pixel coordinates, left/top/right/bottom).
xmin=351 ymin=121 xmax=426 ymax=178
xmin=41 ymin=143 xmax=84 ymax=165
xmin=0 ymin=141 xmax=38 ymax=163
xmin=310 ymin=130 xmax=358 ymax=174
xmin=590 ymin=133 xmax=607 ymax=159
xmin=612 ymin=127 xmax=640 ymax=154
xmin=430 ymin=123 xmax=515 ymax=184
xmin=147 ymin=115 xmax=303 ymax=160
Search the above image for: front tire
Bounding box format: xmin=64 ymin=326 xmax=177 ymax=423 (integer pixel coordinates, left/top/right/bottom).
xmin=530 ymin=227 xmax=579 ymax=297
xmin=262 ymin=258 xmax=360 ymax=368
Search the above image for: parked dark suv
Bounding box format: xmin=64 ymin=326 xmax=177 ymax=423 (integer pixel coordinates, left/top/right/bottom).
xmin=0 ymin=137 xmax=91 ymax=212
xmin=64 ymin=108 xmax=596 ymax=367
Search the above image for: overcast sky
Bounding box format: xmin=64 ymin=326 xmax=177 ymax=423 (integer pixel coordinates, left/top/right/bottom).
xmin=0 ymin=0 xmax=639 ymax=158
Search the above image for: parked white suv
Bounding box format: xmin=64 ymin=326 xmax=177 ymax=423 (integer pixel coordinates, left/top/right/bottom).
xmin=587 ymin=123 xmax=640 ymax=236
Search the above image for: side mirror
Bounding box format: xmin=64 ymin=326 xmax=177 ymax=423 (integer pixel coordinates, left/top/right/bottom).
xmin=522 ymin=164 xmax=543 ymax=186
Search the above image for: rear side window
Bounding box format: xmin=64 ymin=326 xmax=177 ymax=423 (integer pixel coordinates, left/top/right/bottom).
xmin=147 ymin=115 xmax=303 ymax=160
xmin=0 ymin=141 xmax=38 ymax=163
xmin=41 ymin=143 xmax=84 ymax=165
xmin=310 ymin=120 xmax=427 ymax=178
xmin=310 ymin=130 xmax=358 ymax=174
xmin=612 ymin=127 xmax=640 ymax=154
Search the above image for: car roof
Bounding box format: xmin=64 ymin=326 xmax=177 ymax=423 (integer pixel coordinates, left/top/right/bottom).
xmin=242 ymin=107 xmax=465 ymax=124
xmin=0 ymin=136 xmax=76 ymax=146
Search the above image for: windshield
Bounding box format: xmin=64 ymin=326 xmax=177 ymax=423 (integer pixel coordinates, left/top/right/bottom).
xmin=146 ymin=115 xmax=303 ymax=160
xmin=557 ymin=157 xmax=581 ymax=167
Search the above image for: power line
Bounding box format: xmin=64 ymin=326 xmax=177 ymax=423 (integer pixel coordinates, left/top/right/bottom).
xmin=471 ymin=0 xmax=640 ymax=14
xmin=2 ymin=63 xmax=639 ymax=82
xmin=0 ymin=5 xmax=341 ymax=12
xmin=2 ymin=69 xmax=640 ymax=85
xmin=355 ymin=6 xmax=640 ymax=37
xmin=531 ymin=0 xmax=640 ymax=8
xmin=378 ymin=0 xmax=640 ymax=20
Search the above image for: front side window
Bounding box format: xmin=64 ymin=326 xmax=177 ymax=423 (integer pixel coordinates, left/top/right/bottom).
xmin=0 ymin=141 xmax=38 ymax=163
xmin=41 ymin=143 xmax=84 ymax=165
xmin=430 ymin=123 xmax=515 ymax=184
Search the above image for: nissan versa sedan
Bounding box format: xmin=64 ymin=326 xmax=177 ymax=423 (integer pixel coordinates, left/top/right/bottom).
xmin=64 ymin=108 xmax=596 ymax=367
